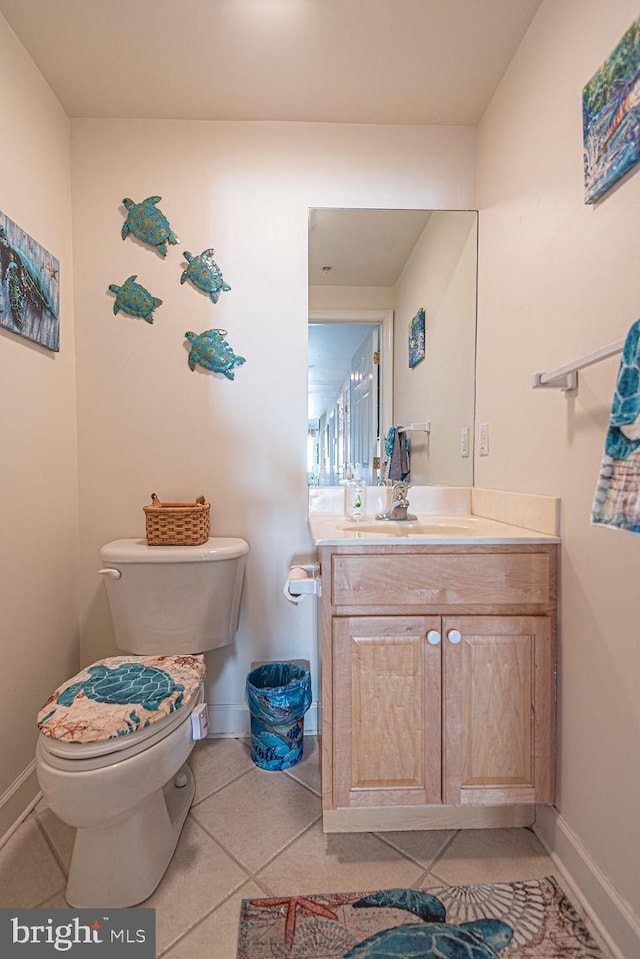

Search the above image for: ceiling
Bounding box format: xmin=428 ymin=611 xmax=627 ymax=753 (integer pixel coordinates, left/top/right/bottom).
xmin=0 ymin=0 xmax=542 ymax=124
xmin=309 ymin=209 xmax=431 ymax=286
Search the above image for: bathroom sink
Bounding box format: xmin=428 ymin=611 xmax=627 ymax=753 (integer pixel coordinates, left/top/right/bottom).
xmin=340 ymin=517 xmax=478 ymax=535
xmin=310 ymin=495 xmax=560 ymax=546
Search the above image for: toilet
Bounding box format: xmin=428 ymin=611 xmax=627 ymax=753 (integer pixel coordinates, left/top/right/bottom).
xmin=35 ymin=536 xmax=249 ymax=908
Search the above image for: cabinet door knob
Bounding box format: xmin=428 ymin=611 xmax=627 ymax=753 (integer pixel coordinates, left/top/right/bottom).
xmin=447 ymin=629 xmax=462 ymax=644
xmin=426 ymin=629 xmax=441 ymax=645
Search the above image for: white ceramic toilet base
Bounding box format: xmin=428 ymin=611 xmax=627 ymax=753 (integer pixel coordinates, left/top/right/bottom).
xmin=65 ymin=763 xmax=195 ymax=908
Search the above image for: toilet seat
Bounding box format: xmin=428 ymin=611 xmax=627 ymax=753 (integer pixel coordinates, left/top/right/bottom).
xmin=37 ymin=653 xmax=206 ymax=745
xmin=38 ymin=683 xmax=203 ymax=771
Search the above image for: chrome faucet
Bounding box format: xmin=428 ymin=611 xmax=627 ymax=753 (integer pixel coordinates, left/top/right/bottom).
xmin=375 ymin=482 xmax=417 ymax=521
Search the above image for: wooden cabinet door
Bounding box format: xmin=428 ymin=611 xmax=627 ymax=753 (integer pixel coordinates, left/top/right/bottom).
xmin=332 ymin=616 xmax=442 ymax=807
xmin=442 ymin=616 xmax=555 ymax=805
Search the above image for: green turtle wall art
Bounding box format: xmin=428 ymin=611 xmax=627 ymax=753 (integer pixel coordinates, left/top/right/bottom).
xmin=121 ymin=195 xmax=179 ymax=256
xmin=181 ymin=249 xmax=231 ymax=303
xmin=185 ymin=328 xmax=245 ymax=379
xmin=108 ymin=275 xmax=162 ymax=324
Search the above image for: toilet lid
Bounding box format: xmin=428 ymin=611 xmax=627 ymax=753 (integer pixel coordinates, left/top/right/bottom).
xmin=37 ymin=654 xmax=205 ymax=744
xmin=38 ymin=683 xmax=203 ymax=764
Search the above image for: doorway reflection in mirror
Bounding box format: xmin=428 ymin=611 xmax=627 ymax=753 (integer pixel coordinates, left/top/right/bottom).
xmin=308 ymin=322 xmax=379 ymax=486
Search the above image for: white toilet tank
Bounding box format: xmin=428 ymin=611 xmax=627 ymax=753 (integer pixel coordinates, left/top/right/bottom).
xmin=99 ymin=538 xmax=249 ymax=655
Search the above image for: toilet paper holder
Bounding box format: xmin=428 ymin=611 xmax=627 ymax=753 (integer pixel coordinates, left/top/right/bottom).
xmin=284 ymin=563 xmax=322 ymax=604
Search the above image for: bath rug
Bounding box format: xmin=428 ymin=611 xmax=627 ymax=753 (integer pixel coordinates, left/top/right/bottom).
xmin=37 ymin=653 xmax=205 ymax=743
xmin=237 ymin=876 xmax=607 ymax=958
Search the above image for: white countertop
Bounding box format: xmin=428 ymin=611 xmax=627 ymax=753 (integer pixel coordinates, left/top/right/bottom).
xmin=309 ymin=513 xmax=560 ymax=546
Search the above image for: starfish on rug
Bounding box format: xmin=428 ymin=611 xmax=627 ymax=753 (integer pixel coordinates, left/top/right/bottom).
xmin=250 ymin=895 xmax=340 ymax=947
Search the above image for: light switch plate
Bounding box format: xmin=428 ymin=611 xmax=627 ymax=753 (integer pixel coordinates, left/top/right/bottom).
xmin=479 ymin=422 xmax=490 ymax=456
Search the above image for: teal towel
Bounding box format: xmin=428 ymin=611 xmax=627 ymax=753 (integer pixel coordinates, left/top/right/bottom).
xmin=592 ymin=319 xmax=640 ymax=533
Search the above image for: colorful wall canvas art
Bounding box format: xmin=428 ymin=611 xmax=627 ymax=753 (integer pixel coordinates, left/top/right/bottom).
xmin=408 ymin=308 xmax=425 ymax=368
xmin=583 ymin=16 xmax=640 ymax=203
xmin=0 ymin=210 xmax=60 ymax=351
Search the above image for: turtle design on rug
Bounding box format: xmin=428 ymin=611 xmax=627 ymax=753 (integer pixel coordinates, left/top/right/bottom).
xmin=345 ymin=889 xmax=513 ymax=958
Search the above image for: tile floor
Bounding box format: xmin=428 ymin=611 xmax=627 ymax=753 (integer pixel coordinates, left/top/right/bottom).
xmin=0 ymin=737 xmax=608 ymax=957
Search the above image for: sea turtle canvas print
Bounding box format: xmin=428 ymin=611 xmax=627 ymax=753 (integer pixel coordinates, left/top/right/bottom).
xmin=0 ymin=211 xmax=60 ymax=351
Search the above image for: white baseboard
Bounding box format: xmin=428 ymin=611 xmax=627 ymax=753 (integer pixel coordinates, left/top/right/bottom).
xmin=0 ymin=761 xmax=42 ymax=849
xmin=207 ymin=701 xmax=320 ymax=738
xmin=534 ymin=805 xmax=640 ymax=959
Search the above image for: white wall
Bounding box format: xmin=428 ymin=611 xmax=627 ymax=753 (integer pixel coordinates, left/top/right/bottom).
xmin=0 ymin=14 xmax=78 ymax=834
xmin=394 ymin=211 xmax=477 ymax=485
xmin=309 ymin=286 xmax=395 ymax=312
xmin=71 ymin=121 xmax=477 ymax=733
xmin=477 ymin=0 xmax=640 ymax=938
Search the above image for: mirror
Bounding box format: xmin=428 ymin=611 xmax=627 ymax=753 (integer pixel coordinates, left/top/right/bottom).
xmin=308 ymin=208 xmax=478 ymax=487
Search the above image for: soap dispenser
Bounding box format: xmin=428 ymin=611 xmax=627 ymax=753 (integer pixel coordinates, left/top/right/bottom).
xmin=345 ymin=464 xmax=367 ymax=521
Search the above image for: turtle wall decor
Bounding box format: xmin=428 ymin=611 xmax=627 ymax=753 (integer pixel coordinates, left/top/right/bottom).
xmin=121 ymin=195 xmax=179 ymax=257
xmin=108 ymin=275 xmax=162 ymax=324
xmin=185 ymin=328 xmax=245 ymax=379
xmin=180 ymin=249 xmax=231 ymax=303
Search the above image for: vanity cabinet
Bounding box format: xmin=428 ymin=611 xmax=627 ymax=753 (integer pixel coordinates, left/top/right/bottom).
xmin=318 ymin=544 xmax=557 ymax=832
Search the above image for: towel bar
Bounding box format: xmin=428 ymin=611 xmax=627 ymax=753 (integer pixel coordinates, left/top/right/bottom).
xmin=397 ymin=422 xmax=431 ymax=432
xmin=533 ymin=337 xmax=625 ymax=391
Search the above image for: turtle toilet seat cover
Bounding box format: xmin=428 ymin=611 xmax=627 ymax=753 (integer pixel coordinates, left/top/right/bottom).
xmin=37 ymin=654 xmax=205 ymax=743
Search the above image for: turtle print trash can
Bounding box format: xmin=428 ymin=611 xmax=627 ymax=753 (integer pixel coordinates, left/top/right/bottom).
xmin=245 ymin=662 xmax=312 ymax=770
